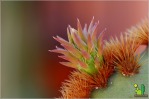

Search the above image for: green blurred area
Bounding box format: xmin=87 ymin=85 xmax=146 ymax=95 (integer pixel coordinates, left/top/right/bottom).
xmin=1 ymin=2 xmax=45 ymax=98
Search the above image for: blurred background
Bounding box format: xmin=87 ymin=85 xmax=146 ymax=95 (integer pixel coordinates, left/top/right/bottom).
xmin=1 ymin=1 xmax=148 ymax=98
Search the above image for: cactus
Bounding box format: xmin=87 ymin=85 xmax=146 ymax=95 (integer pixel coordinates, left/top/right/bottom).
xmin=50 ymin=17 xmax=148 ymax=98
xmin=141 ymin=84 xmax=145 ymax=95
xmin=134 ymin=84 xmax=145 ymax=95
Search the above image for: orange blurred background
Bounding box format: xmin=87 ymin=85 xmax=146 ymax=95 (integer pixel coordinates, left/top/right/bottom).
xmin=1 ymin=1 xmax=148 ymax=98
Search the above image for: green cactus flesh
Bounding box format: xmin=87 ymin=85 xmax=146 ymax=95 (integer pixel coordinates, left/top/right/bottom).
xmin=91 ymin=48 xmax=148 ymax=98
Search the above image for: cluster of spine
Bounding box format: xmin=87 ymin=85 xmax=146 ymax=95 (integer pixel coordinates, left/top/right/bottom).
xmin=103 ymin=34 xmax=142 ymax=76
xmin=59 ymin=71 xmax=92 ymax=98
xmin=60 ymin=64 xmax=113 ymax=98
xmin=103 ymin=18 xmax=148 ymax=76
xmin=50 ymin=17 xmax=148 ymax=98
xmin=126 ymin=18 xmax=149 ymax=45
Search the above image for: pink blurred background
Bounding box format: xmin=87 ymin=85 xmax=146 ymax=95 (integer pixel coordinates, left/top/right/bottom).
xmin=1 ymin=1 xmax=148 ymax=98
